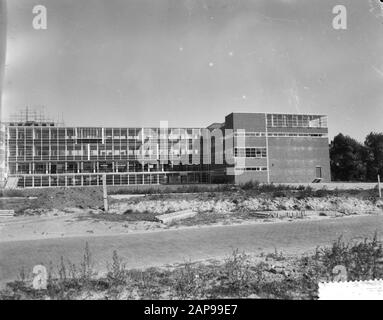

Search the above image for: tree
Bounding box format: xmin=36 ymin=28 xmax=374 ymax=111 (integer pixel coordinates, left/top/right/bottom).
xmin=364 ymin=132 xmax=383 ymax=181
xmin=330 ymin=133 xmax=367 ymax=181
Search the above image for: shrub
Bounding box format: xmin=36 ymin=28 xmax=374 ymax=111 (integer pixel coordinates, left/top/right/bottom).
xmin=296 ymin=186 xmax=314 ymax=199
xmin=314 ymin=233 xmax=383 ymax=281
xmin=173 ymin=262 xmax=206 ymax=299
xmin=216 ymin=249 xmax=253 ymax=297
xmin=136 ymin=268 xmax=163 ymax=299
xmin=240 ymin=180 xmax=260 ymax=190
xmin=265 ymin=248 xmax=285 ymax=261
xmin=314 ymin=188 xmax=330 ymax=198
xmin=106 ymin=251 xmax=128 ymax=286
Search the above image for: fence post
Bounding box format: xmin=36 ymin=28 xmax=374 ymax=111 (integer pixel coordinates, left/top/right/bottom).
xmin=103 ymin=174 xmax=109 ymax=212
xmin=378 ymin=175 xmax=382 ymax=198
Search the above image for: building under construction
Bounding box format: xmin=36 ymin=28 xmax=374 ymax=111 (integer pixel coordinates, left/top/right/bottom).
xmin=1 ymin=109 xmax=331 ymax=188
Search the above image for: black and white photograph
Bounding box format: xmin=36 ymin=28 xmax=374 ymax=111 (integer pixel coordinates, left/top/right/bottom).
xmin=1 ymin=0 xmax=383 ymax=304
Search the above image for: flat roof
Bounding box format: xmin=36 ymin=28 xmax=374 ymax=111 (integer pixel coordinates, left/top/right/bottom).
xmin=227 ymin=112 xmax=327 ymax=117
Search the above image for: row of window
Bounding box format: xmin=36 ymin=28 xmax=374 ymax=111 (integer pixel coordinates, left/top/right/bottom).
xmin=234 ymin=148 xmax=267 ymax=158
xmin=15 ymin=172 xmax=211 ymax=188
xmin=266 ymin=114 xmax=327 ymax=128
xmin=235 ymin=132 xmax=266 ymax=137
xmin=234 ymin=131 xmax=327 ymax=138
xmin=9 ymin=147 xmax=199 ymax=157
xmin=235 ymin=167 xmax=268 ymax=172
xmin=9 ymin=135 xmax=202 ymax=141
xmin=10 ymin=162 xmax=205 ymax=175
xmin=8 ymin=128 xmax=204 ymax=140
xmin=268 ymin=132 xmax=327 ymax=137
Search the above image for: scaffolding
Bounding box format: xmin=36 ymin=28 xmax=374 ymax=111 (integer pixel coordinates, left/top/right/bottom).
xmin=7 ymin=106 xmax=64 ymax=127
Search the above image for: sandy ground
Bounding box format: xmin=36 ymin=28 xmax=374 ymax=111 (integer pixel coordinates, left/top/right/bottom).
xmin=0 ymin=208 xmax=379 ymax=243
xmin=0 ymin=211 xmax=161 ymax=243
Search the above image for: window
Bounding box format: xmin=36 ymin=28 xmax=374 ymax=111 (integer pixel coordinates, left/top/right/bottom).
xmin=267 ymin=114 xmax=327 ymax=128
xmin=18 ymin=130 xmax=25 ymax=140
xmin=267 ymin=132 xmax=326 ymax=138
xmin=235 ymin=167 xmax=268 ymax=172
xmin=34 ymin=129 xmax=42 ymax=139
xmin=66 ymin=128 xmax=75 ymax=139
xmin=42 ymin=128 xmax=49 ymax=140
xmin=234 ymin=131 xmax=267 ymax=137
xmin=9 ymin=128 xmax=17 ymax=139
xmin=113 ymin=128 xmax=121 ymax=139
xmin=50 ymin=128 xmax=58 ymax=140
xmin=105 ymin=129 xmax=113 ymax=139
xmin=234 ymin=147 xmax=267 ymax=158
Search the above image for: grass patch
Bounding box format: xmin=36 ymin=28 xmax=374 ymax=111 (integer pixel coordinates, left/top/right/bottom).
xmin=166 ymin=212 xmax=229 ymax=227
xmin=80 ymin=211 xmax=159 ymax=223
xmin=0 ymin=189 xmax=26 ymax=198
xmin=107 ymin=184 xmax=234 ymax=195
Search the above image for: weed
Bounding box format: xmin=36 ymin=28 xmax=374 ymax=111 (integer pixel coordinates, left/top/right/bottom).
xmin=106 ymin=251 xmax=128 ymax=286
xmin=214 ymin=249 xmax=253 ymax=297
xmin=58 ymin=256 xmax=67 ymax=282
xmin=80 ymin=242 xmax=96 ymax=283
xmin=17 ymin=266 xmax=27 ymax=284
xmin=266 ymin=248 xmax=285 ymax=261
xmin=173 ymin=262 xmax=206 ymax=299
xmin=137 ymin=268 xmax=162 ymax=299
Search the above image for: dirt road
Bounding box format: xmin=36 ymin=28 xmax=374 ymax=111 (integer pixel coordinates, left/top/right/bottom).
xmin=1 ymin=214 xmax=383 ymax=287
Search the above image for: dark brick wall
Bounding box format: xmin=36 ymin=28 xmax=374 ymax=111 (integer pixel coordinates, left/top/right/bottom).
xmin=231 ymin=113 xmax=266 ymax=131
xmin=234 ymin=171 xmax=268 ymax=184
xmin=268 ymin=137 xmax=331 ymax=183
xmin=226 ymin=113 xmax=331 ymax=184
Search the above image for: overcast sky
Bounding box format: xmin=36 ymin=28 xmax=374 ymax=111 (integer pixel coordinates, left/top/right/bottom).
xmin=1 ymin=0 xmax=383 ymax=141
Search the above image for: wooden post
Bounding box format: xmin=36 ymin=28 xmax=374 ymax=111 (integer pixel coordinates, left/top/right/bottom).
xmin=378 ymin=175 xmax=382 ymax=198
xmin=102 ymin=174 xmax=108 ymax=212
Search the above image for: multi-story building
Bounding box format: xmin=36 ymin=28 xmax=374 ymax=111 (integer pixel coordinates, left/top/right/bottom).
xmin=210 ymin=113 xmax=330 ymax=184
xmin=1 ymin=112 xmax=330 ymax=188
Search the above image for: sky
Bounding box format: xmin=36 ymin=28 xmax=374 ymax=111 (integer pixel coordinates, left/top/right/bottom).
xmin=0 ymin=0 xmax=6 ymax=112
xmin=1 ymin=0 xmax=383 ymax=141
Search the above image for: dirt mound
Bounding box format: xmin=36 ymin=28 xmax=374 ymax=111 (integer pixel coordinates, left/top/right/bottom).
xmin=33 ymin=188 xmax=104 ymax=210
xmin=6 ymin=188 xmax=104 ymax=214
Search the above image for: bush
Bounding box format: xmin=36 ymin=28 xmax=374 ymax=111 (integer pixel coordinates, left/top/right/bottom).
xmin=216 ymin=249 xmax=253 ymax=297
xmin=296 ymin=186 xmax=314 ymax=199
xmin=265 ymin=248 xmax=285 ymax=261
xmin=173 ymin=262 xmax=206 ymax=299
xmin=239 ymin=180 xmax=260 ymax=190
xmin=314 ymin=233 xmax=383 ymax=281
